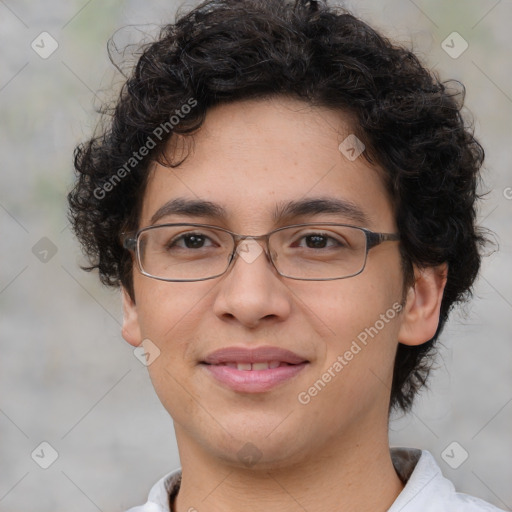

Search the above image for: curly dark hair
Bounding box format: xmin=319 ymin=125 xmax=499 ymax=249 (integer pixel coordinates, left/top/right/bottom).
xmin=68 ymin=0 xmax=491 ymax=413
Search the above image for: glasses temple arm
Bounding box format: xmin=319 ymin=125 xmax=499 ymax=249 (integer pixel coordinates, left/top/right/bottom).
xmin=366 ymin=232 xmax=400 ymax=250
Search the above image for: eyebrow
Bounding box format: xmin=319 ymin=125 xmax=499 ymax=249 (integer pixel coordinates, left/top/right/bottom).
xmin=150 ymin=198 xmax=228 ymax=225
xmin=273 ymin=197 xmax=371 ymax=226
xmin=149 ymin=196 xmax=371 ymax=226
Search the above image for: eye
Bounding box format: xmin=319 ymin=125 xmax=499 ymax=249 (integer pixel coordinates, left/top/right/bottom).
xmin=293 ymin=232 xmax=345 ymax=249
xmin=168 ymin=232 xmax=216 ymax=249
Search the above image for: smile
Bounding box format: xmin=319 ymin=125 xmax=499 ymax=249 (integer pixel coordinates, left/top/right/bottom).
xmin=201 ymin=361 xmax=308 ymax=392
xmin=216 ymin=361 xmax=294 ymax=370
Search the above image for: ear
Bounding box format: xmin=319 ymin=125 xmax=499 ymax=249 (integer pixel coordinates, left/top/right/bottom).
xmin=397 ymin=263 xmax=448 ymax=346
xmin=121 ymin=286 xmax=142 ymax=347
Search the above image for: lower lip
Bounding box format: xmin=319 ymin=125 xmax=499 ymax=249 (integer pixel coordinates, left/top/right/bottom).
xmin=201 ymin=363 xmax=308 ymax=393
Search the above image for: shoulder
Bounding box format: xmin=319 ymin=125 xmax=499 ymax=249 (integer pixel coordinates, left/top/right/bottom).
xmin=389 ymin=447 xmax=506 ymax=512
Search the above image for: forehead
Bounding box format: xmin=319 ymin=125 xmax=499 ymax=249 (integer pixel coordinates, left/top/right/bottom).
xmin=140 ymin=97 xmax=395 ymax=232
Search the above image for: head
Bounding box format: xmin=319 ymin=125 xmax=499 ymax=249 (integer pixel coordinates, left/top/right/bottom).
xmin=68 ymin=0 xmax=489 ymax=467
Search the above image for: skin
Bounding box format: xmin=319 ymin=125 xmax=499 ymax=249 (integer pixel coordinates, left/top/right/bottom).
xmin=122 ymin=96 xmax=447 ymax=512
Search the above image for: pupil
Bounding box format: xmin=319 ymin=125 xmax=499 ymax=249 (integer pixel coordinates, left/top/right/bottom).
xmin=185 ymin=235 xmax=205 ymax=248
xmin=307 ymin=235 xmax=326 ymax=248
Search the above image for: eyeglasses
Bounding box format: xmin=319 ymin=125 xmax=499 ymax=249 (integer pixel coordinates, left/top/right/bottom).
xmin=123 ymin=222 xmax=400 ymax=282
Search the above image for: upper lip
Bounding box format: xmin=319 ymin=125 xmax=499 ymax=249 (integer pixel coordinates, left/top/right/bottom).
xmin=202 ymin=346 xmax=308 ymax=365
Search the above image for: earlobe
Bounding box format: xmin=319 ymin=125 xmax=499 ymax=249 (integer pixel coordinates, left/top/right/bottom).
xmin=397 ymin=263 xmax=448 ymax=346
xmin=121 ymin=286 xmax=143 ymax=347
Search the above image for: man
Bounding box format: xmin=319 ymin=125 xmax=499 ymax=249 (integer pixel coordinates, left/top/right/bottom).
xmin=68 ymin=0 xmax=502 ymax=510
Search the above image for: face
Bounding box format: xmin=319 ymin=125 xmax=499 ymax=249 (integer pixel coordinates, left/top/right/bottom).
xmin=122 ymin=96 xmax=443 ymax=470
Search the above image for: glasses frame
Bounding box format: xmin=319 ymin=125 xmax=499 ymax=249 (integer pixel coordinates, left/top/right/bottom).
xmin=123 ymin=222 xmax=400 ymax=282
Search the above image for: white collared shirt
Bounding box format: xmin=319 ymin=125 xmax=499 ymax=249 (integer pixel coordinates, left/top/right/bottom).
xmin=126 ymin=447 xmax=506 ymax=512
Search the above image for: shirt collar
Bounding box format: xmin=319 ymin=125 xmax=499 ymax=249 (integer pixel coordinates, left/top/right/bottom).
xmin=129 ymin=447 xmax=457 ymax=512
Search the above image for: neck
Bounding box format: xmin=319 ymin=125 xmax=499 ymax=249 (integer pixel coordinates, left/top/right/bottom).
xmin=172 ymin=424 xmax=404 ymax=512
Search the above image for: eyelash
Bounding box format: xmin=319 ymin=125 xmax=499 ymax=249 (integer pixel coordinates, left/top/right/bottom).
xmin=168 ymin=231 xmax=345 ymax=249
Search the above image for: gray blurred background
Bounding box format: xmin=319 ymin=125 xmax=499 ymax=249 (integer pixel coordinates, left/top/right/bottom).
xmin=0 ymin=1 xmax=511 ymax=511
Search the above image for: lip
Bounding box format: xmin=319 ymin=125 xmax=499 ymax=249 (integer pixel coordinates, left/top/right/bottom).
xmin=200 ymin=346 xmax=309 ymax=393
xmin=202 ymin=346 xmax=308 ymax=365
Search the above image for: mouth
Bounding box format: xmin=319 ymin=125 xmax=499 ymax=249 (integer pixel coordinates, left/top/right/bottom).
xmin=200 ymin=346 xmax=309 ymax=393
xmin=201 ymin=345 xmax=308 ymax=365
xmin=204 ymin=361 xmax=300 ymax=371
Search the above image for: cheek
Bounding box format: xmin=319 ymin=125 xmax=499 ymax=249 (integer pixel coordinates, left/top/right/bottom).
xmin=134 ymin=277 xmax=214 ymax=340
xmin=133 ymin=280 xmax=210 ymax=415
xmin=305 ymin=270 xmax=404 ymax=386
xmin=294 ymin=283 xmax=402 ymax=424
xmin=306 ymin=273 xmax=402 ymax=343
xmin=132 ymin=279 xmax=216 ymax=399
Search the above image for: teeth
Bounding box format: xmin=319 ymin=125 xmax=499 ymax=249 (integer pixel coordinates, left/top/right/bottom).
xmin=252 ymin=362 xmax=270 ymax=370
xmin=228 ymin=361 xmax=283 ymax=371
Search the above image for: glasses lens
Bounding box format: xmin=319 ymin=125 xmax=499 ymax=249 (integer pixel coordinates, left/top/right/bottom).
xmin=138 ymin=225 xmax=233 ymax=281
xmin=270 ymin=224 xmax=367 ymax=280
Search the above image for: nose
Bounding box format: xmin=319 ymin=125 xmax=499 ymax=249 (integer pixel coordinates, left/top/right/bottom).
xmin=212 ymin=238 xmax=292 ymax=329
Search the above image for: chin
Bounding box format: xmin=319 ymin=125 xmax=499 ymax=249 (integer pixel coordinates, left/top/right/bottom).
xmin=204 ymin=424 xmax=310 ymax=470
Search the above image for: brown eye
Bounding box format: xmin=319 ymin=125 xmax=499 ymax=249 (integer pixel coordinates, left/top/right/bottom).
xmin=181 ymin=234 xmax=207 ymax=248
xmin=167 ymin=232 xmax=215 ymax=250
xmin=304 ymin=234 xmax=329 ymax=248
xmin=291 ymin=232 xmax=345 ymax=249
